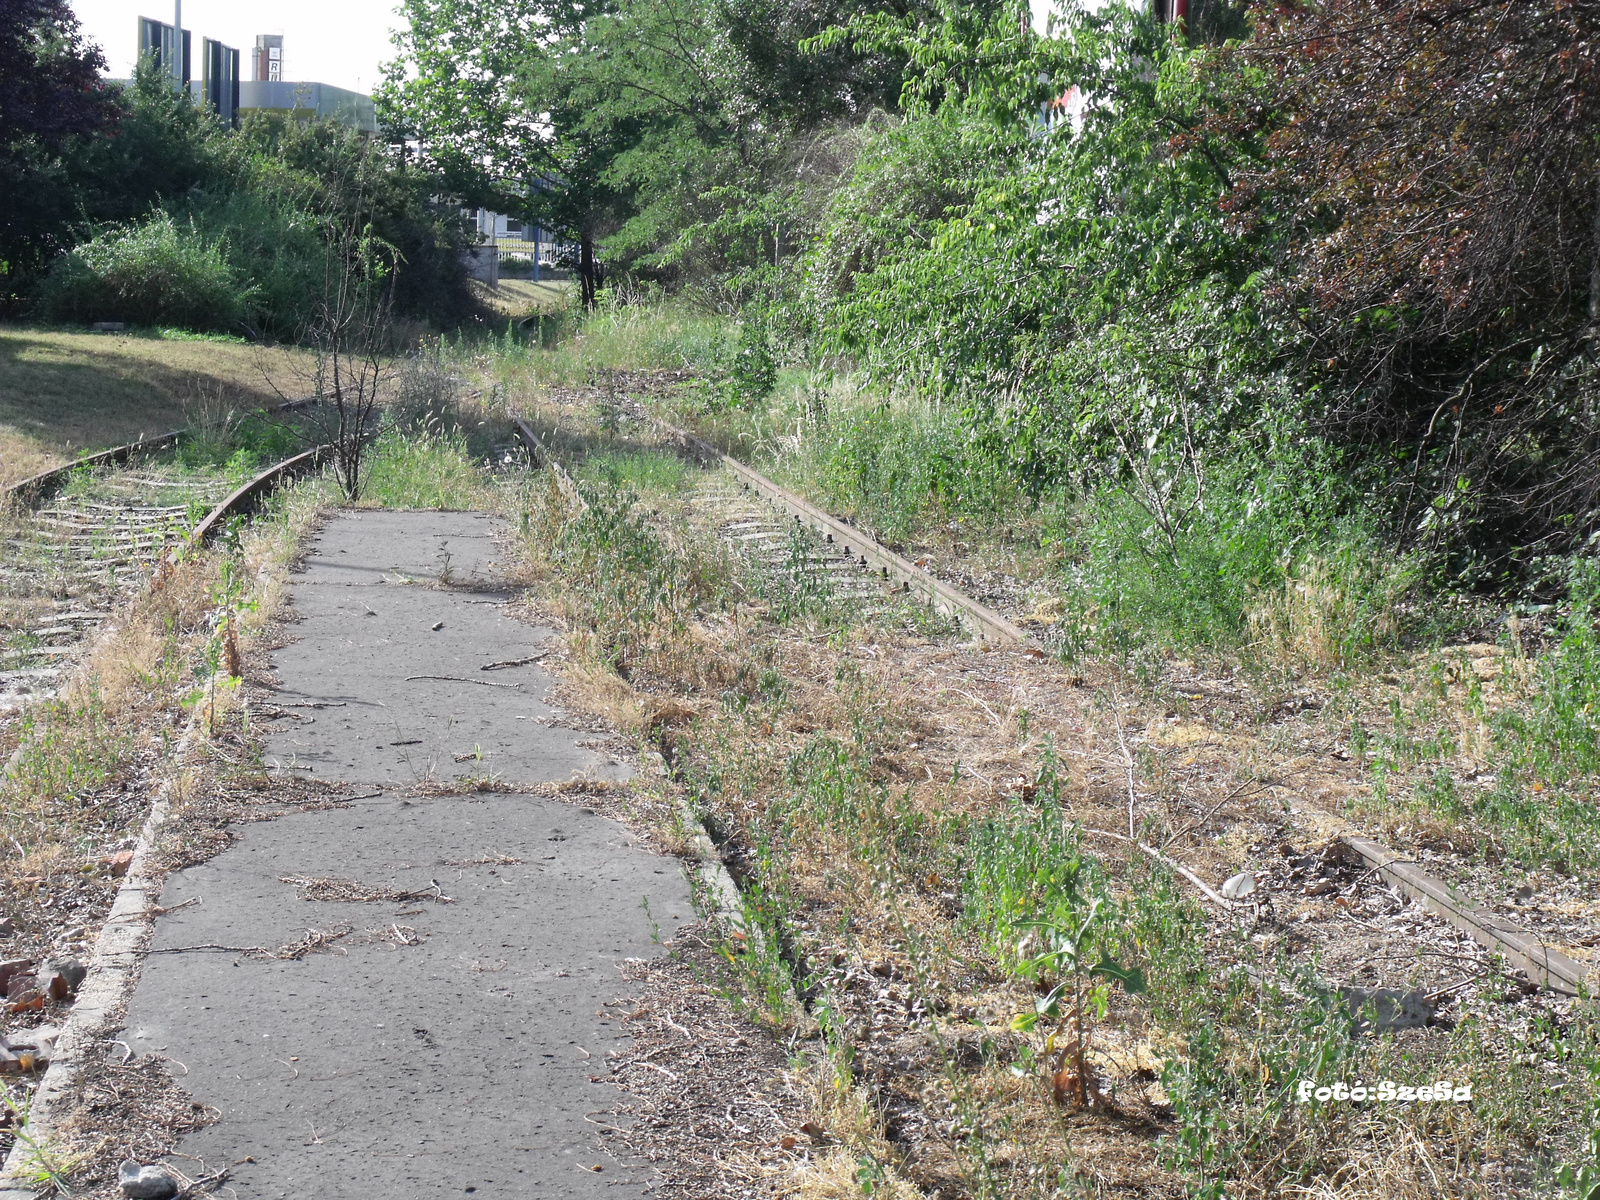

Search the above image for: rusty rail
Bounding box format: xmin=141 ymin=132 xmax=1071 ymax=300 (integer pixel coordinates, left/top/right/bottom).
xmin=188 ymin=446 xmax=331 ymax=547
xmin=2 ymin=397 xmax=319 ymax=508
xmin=513 ymin=418 xmax=588 ymax=513
xmin=662 ymin=426 xmax=1032 ymax=647
xmin=659 ymin=423 xmax=1596 ymax=996
xmin=1342 ymin=835 xmax=1589 ymax=996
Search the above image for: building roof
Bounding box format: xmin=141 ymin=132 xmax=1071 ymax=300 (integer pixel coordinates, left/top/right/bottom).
xmin=238 ymin=80 xmax=377 ymax=134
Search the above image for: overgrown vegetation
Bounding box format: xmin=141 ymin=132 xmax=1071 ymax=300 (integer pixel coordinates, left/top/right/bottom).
xmin=483 ymin=389 xmax=1600 ymax=1197
xmin=8 ymin=0 xmax=1600 ymax=1192
xmin=3 ymin=15 xmax=471 ymax=335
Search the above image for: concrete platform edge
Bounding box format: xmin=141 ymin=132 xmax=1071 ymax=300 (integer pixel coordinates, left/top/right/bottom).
xmin=0 ymin=704 xmax=202 ymax=1196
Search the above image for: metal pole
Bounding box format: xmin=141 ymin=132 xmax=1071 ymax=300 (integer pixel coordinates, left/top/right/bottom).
xmin=173 ymin=0 xmax=182 ymax=85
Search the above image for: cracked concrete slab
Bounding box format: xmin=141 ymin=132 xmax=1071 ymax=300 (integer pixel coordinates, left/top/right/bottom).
xmin=115 ymin=511 xmax=689 ymax=1198
xmin=262 ymin=509 xmax=627 ymax=786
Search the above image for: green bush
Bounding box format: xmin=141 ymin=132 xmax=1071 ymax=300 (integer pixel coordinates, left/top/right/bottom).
xmin=797 ymin=396 xmax=1026 ymax=543
xmin=715 ymin=315 xmax=777 ymax=409
xmin=187 ymin=188 xmax=323 ymax=339
xmin=36 ymin=212 xmax=249 ymax=331
xmin=1058 ymin=435 xmax=1412 ymax=669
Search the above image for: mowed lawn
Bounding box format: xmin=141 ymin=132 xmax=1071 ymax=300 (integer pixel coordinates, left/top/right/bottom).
xmin=467 ymin=278 xmax=571 ymax=319
xmin=0 ymin=327 xmax=312 ymax=487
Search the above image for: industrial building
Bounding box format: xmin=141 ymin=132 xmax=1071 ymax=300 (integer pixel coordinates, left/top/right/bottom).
xmin=134 ymin=17 xmax=376 ymax=134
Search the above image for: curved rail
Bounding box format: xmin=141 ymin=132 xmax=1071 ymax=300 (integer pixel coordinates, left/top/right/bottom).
xmin=2 ymin=397 xmax=319 ymax=508
xmin=188 ymin=445 xmax=331 ymax=547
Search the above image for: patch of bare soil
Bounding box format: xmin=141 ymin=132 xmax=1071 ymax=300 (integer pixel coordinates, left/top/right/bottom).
xmin=606 ymin=927 xmax=804 ymax=1198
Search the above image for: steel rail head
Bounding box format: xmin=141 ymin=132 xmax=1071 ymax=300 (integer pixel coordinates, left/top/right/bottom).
xmin=663 ymin=424 xmax=1033 ymax=647
xmin=2 ymin=396 xmax=321 ymax=510
xmin=513 ymin=418 xmax=588 ymax=513
xmin=1341 ymin=835 xmax=1592 ymax=997
xmin=187 ymin=445 xmax=331 ymax=548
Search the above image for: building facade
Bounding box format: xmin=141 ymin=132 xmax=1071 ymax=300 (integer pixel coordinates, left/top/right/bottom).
xmin=133 ymin=19 xmax=374 ymax=134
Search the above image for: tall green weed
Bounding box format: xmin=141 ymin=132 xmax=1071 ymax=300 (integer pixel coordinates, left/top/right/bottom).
xmin=36 ymin=212 xmax=249 ymax=332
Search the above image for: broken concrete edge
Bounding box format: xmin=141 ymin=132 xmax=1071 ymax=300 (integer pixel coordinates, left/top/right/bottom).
xmin=0 ymin=704 xmax=203 ymax=1196
xmin=512 ymin=422 xmax=769 ymax=941
xmin=1342 ymin=835 xmax=1592 ymax=998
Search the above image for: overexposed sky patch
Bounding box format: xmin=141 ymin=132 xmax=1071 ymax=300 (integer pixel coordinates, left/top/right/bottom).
xmin=70 ymin=0 xmax=405 ymax=95
xmin=69 ymin=1 xmax=1114 ymax=96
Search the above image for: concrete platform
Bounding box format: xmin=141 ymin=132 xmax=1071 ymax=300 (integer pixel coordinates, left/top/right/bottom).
xmin=114 ymin=511 xmax=690 ymax=1198
xmin=261 ymin=509 xmax=627 ymax=786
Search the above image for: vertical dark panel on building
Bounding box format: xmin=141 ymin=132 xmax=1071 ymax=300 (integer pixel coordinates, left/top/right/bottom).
xmin=202 ymin=38 xmax=241 ymax=127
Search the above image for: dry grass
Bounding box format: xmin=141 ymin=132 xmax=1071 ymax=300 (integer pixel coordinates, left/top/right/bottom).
xmin=0 ymin=326 xmax=314 ymax=486
xmin=466 ymin=278 xmax=572 ymax=320
xmin=0 ymin=470 xmax=331 ymax=1180
xmin=486 ymin=371 xmax=1596 ymax=1199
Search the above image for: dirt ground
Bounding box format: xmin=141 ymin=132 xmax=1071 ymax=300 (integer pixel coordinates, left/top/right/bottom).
xmin=0 ymin=328 xmax=313 ymax=487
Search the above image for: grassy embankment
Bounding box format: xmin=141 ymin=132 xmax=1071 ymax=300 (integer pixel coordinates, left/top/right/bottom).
xmin=0 ymin=326 xmax=322 ymax=488
xmin=411 ymin=306 xmax=1600 ymax=1200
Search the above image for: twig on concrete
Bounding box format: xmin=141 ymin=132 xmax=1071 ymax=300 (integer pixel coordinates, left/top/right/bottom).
xmin=148 ymin=944 xmax=265 ymax=956
xmin=405 ymin=675 xmax=522 ymax=689
xmin=480 ymin=652 xmax=552 ymax=672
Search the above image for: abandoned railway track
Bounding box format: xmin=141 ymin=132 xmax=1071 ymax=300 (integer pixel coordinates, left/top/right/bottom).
xmin=515 ymin=399 xmax=1595 ymax=1018
xmin=1 ymin=412 xmax=325 ymax=720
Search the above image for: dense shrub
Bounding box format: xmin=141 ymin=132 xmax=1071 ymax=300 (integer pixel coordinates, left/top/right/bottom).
xmin=10 ymin=56 xmax=470 ymax=335
xmin=35 ymin=212 xmax=247 ymax=331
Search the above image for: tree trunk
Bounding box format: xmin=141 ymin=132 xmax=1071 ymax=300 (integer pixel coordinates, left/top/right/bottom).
xmin=1589 ymin=165 xmax=1600 ymax=327
xmin=579 ymin=235 xmax=597 ymax=310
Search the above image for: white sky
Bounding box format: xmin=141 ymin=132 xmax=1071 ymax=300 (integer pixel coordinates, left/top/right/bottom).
xmin=70 ymin=1 xmax=406 ymax=95
xmin=69 ymin=0 xmax=1094 ymax=97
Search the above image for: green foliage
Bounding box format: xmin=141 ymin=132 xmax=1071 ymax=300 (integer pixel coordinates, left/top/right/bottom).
xmin=363 ymin=425 xmax=500 ymax=510
xmin=1500 ymin=560 xmax=1600 ymax=788
xmin=712 ymin=315 xmax=778 ymax=409
xmin=529 ymin=464 xmax=729 ymax=672
xmin=382 ymin=0 xmax=931 ymax=298
xmin=782 ymin=394 xmax=1027 ymax=543
xmin=14 ymin=55 xmax=467 ymax=335
xmin=1058 ymin=430 xmax=1411 ymax=665
xmin=178 ymin=410 xmax=304 ymax=472
xmin=34 ymin=212 xmax=247 ymax=331
xmin=1472 ymin=559 xmax=1600 ymax=871
xmin=800 ymin=111 xmax=994 ymax=307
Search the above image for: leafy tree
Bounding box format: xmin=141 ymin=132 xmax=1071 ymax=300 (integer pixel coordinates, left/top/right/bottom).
xmin=0 ymin=0 xmax=116 ymax=299
xmin=380 ymin=0 xmax=942 ymax=303
xmin=1194 ymin=0 xmax=1600 ymax=571
xmin=0 ymin=0 xmax=111 ymax=157
xmin=72 ymin=57 xmax=224 ymax=225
